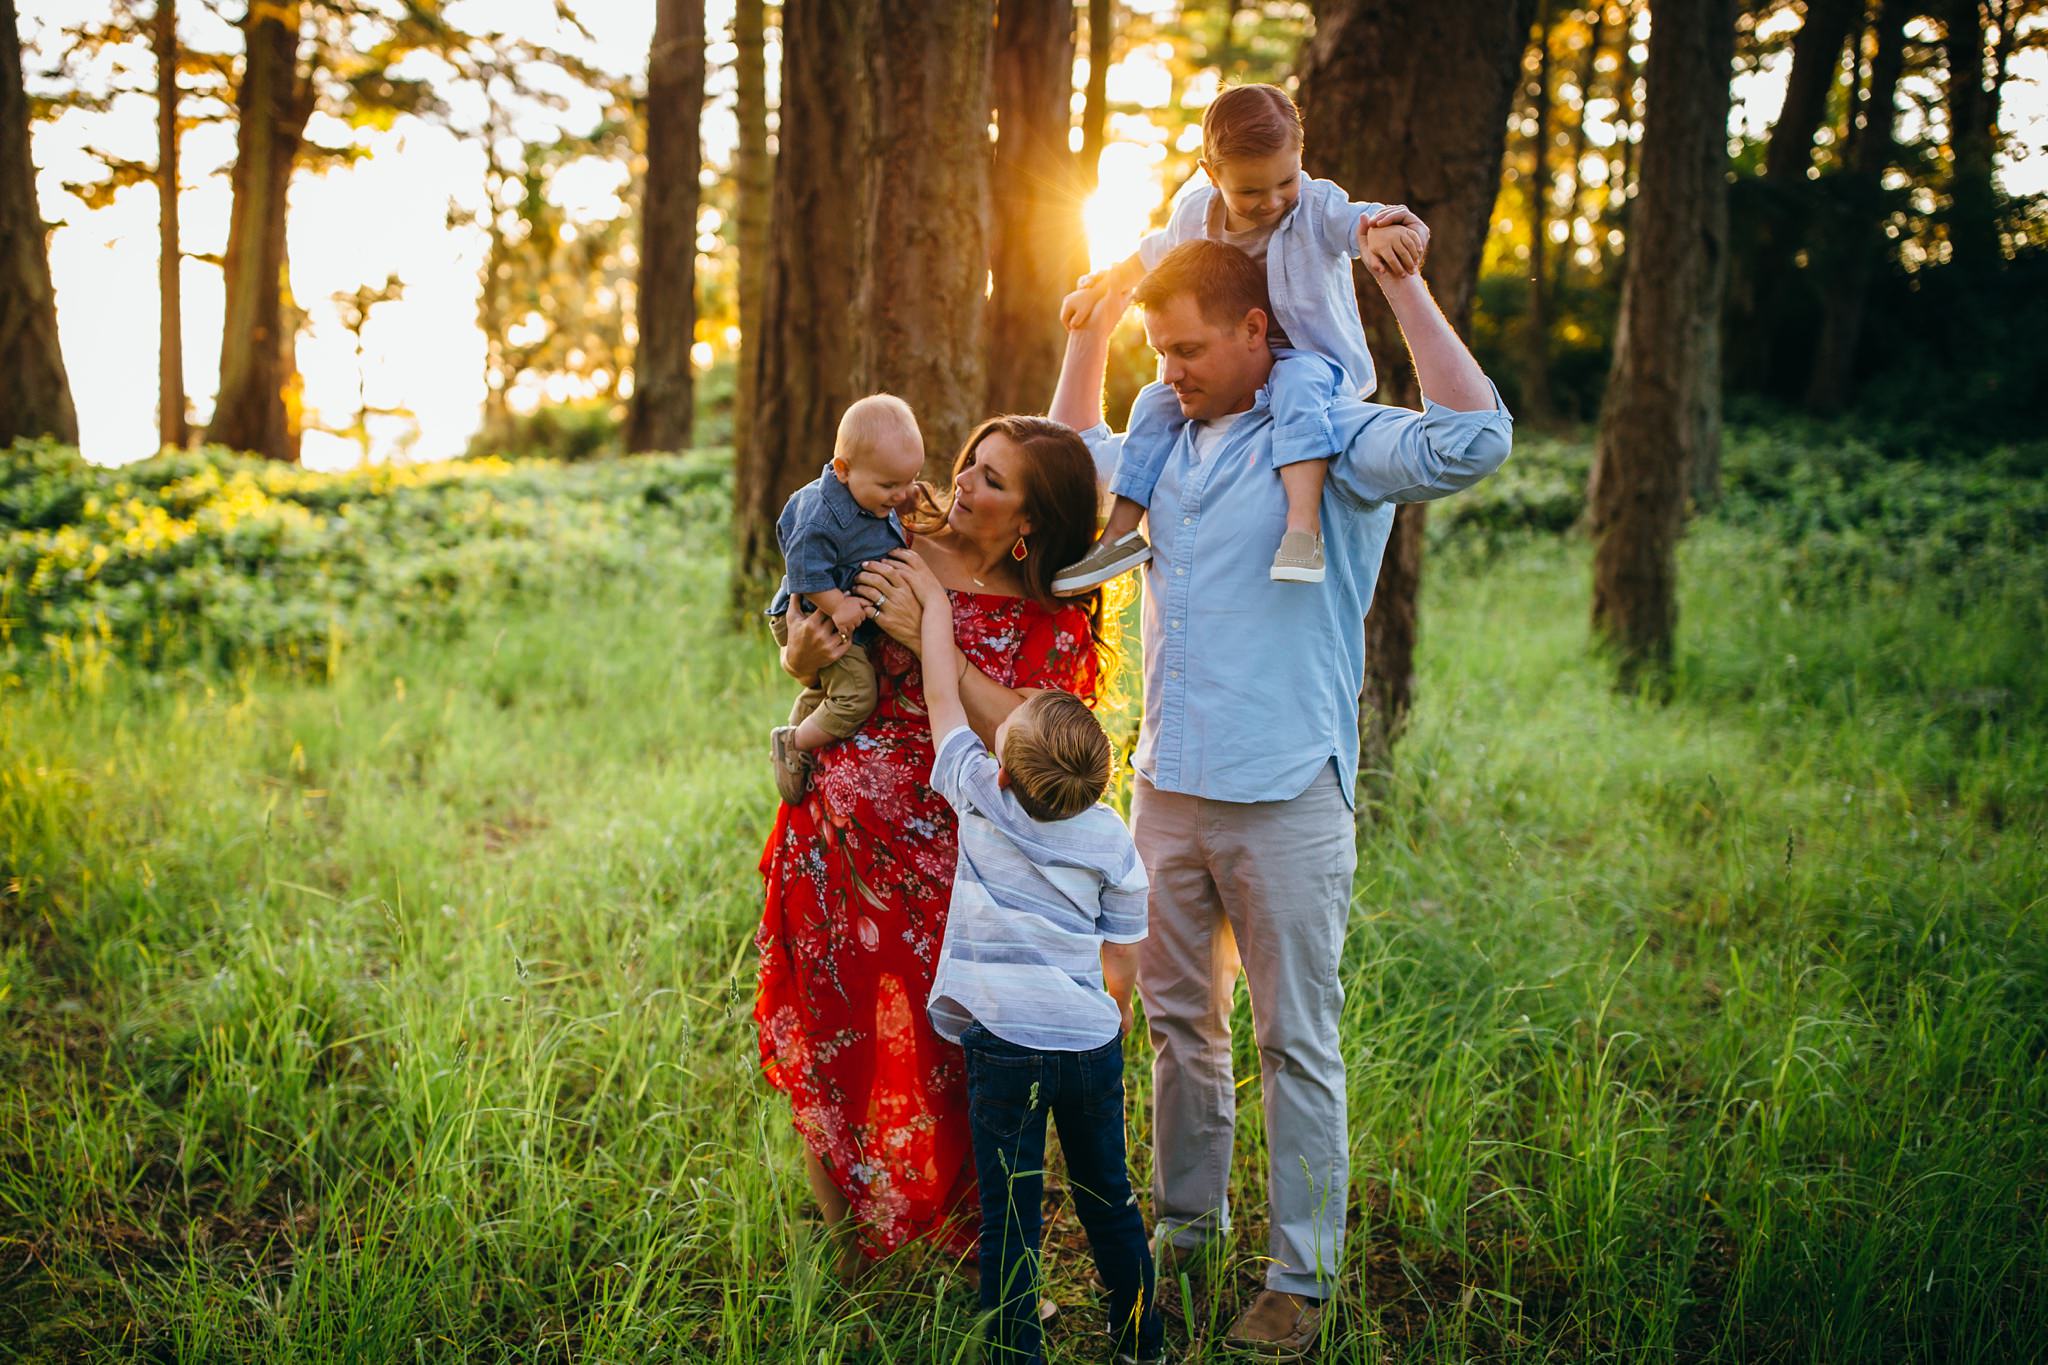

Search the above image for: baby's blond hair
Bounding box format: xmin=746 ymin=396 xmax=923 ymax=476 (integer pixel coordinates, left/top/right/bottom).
xmin=1001 ymin=691 xmax=1113 ymax=822
xmin=835 ymin=393 xmax=922 ymax=466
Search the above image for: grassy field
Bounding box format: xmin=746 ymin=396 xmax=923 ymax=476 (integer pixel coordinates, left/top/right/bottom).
xmin=1 ymin=433 xmax=2044 ymax=1361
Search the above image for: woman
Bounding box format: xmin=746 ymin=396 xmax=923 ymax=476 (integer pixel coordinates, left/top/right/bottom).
xmin=755 ymin=415 xmax=1111 ymax=1276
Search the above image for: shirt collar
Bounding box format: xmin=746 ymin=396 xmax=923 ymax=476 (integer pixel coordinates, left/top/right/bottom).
xmin=820 ymin=462 xmax=903 ymax=532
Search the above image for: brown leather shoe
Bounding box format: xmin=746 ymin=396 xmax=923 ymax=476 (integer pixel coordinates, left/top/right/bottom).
xmin=1223 ymin=1289 xmax=1323 ymax=1358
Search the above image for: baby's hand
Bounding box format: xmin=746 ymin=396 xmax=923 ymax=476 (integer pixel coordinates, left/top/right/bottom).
xmin=828 ymin=596 xmax=871 ymax=635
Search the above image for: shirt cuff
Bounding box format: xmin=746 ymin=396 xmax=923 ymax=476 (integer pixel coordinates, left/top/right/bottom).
xmin=1418 ymin=379 xmax=1514 ymax=462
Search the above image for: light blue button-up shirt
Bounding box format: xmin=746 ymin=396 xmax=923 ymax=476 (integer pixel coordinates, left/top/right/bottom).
xmin=1141 ymin=172 xmax=1384 ymax=396
xmin=1082 ymin=382 xmax=1514 ymax=807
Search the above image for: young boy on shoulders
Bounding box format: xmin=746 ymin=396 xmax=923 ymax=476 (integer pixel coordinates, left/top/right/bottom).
xmin=917 ymin=591 xmax=1164 ymax=1365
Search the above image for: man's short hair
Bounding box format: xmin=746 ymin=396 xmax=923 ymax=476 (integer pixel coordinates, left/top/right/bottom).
xmin=1134 ymin=239 xmax=1275 ymax=334
xmin=1000 ymin=690 xmax=1113 ymax=822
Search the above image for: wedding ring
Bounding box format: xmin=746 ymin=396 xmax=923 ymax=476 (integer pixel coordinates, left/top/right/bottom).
xmin=874 ymin=594 xmax=888 ymax=611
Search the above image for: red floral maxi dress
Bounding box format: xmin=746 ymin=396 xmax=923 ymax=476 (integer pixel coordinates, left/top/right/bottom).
xmin=755 ymin=589 xmax=1100 ymax=1260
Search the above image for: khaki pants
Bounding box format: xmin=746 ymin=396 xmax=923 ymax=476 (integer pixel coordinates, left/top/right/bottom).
xmin=768 ymin=611 xmax=878 ymax=741
xmin=1132 ymin=763 xmax=1355 ymax=1299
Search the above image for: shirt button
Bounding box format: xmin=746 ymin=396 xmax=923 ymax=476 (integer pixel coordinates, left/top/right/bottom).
xmin=1170 ymin=619 xmax=1181 ymax=629
xmin=1169 ymin=669 xmax=1180 ymax=679
xmin=1183 ymin=516 xmax=1193 ymax=525
xmin=1175 ymin=566 xmax=1186 ymax=576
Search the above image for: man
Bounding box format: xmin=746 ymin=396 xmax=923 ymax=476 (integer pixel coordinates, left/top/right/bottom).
xmin=1048 ymin=237 xmax=1512 ymax=1357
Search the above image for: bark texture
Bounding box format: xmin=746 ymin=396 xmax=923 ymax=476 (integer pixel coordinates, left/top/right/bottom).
xmin=988 ymin=0 xmax=1084 ymax=415
xmin=1296 ymin=0 xmax=1532 ymax=797
xmin=860 ymin=1 xmax=992 ymax=478
xmin=156 ymin=0 xmax=185 ymax=450
xmin=627 ymin=0 xmax=706 ymax=454
xmin=736 ymin=0 xmax=993 ymax=600
xmin=1807 ymin=0 xmax=1909 ymax=412
xmin=1079 ymin=0 xmax=1110 ymax=189
xmin=735 ymin=0 xmax=875 ymax=601
xmin=1 ymin=0 xmax=79 ymax=446
xmin=730 ymin=0 xmax=770 ymax=464
xmin=1589 ymin=0 xmax=1734 ymax=682
xmin=1728 ymin=0 xmax=1857 ymax=394
xmin=1941 ymin=0 xmax=2003 ymax=274
xmin=209 ymin=0 xmax=308 ymax=461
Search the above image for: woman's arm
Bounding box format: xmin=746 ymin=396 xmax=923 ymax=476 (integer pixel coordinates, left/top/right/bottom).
xmin=858 ymin=549 xmax=1038 ymax=747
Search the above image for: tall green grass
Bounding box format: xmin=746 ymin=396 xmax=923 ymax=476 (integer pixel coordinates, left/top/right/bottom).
xmin=1 ymin=437 xmax=2042 ymax=1361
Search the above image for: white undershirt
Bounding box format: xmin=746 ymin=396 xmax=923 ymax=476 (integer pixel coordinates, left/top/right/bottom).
xmin=1189 ymin=407 xmax=1249 ymax=465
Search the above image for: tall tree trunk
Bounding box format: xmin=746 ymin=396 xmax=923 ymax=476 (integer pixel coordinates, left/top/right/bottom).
xmin=731 ymin=0 xmax=770 ymax=462
xmin=1589 ymin=0 xmax=1734 ymax=684
xmin=735 ymin=0 xmax=875 ymax=602
xmin=988 ymin=0 xmax=1084 ymax=415
xmin=1521 ymin=5 xmax=1555 ymax=422
xmin=1 ymin=0 xmax=78 ymax=446
xmin=1729 ymin=0 xmax=1858 ymax=392
xmin=1941 ymin=0 xmax=2001 ymax=274
xmin=1079 ymin=0 xmax=1111 ymax=191
xmin=860 ymin=1 xmax=993 ymax=478
xmin=627 ymin=0 xmax=706 ymax=454
xmin=155 ymin=0 xmax=185 ymax=450
xmin=1806 ymin=0 xmax=1908 ymax=412
xmin=210 ymin=0 xmax=306 ymax=461
xmin=1297 ymin=0 xmax=1533 ymax=803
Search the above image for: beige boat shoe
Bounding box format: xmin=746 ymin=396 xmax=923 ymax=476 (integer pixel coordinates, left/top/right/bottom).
xmin=1269 ymin=530 xmax=1325 ymax=584
xmin=769 ymin=725 xmax=813 ymax=806
xmin=1222 ymin=1288 xmax=1323 ymax=1358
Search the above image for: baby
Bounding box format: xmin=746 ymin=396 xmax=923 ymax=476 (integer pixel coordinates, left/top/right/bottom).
xmin=765 ymin=394 xmax=924 ymax=805
xmin=918 ymin=592 xmax=1163 ymax=1365
xmin=1053 ymin=82 xmax=1424 ymax=592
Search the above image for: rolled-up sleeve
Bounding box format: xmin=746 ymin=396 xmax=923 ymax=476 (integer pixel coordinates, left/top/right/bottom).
xmin=778 ymin=520 xmax=844 ymax=597
xmin=1312 ymin=182 xmax=1386 ymax=261
xmin=1078 ymin=421 xmax=1125 ymax=492
xmin=1325 ymin=382 xmax=1515 ymax=507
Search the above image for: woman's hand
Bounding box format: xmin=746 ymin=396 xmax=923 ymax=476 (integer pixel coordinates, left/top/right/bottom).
xmin=780 ymin=606 xmax=851 ymax=685
xmin=854 ymin=548 xmax=945 ymax=654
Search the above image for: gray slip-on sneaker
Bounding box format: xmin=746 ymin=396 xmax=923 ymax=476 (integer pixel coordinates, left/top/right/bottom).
xmin=769 ymin=725 xmax=813 ymax=805
xmin=1053 ymin=530 xmax=1152 ymax=596
xmin=1268 ymin=530 xmax=1325 ymax=584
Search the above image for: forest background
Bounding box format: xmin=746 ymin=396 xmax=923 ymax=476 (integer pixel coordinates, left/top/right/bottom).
xmin=2 ymin=0 xmax=2045 ymax=1361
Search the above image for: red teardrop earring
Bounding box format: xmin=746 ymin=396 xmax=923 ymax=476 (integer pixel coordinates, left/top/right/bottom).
xmin=1011 ymin=537 xmax=1029 ymax=562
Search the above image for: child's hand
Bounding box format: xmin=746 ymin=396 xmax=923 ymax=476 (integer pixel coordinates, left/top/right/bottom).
xmin=1364 ymin=224 xmax=1424 ymax=279
xmin=1116 ymin=993 xmax=1135 ymax=1037
xmin=1061 ymin=278 xmax=1110 ymax=331
xmin=828 ymin=596 xmax=871 ymax=636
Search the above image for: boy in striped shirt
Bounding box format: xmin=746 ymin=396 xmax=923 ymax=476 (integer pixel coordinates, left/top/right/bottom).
xmin=918 ymin=591 xmax=1164 ymax=1365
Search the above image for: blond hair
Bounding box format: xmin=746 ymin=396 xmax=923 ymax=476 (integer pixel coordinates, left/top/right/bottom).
xmin=835 ymin=393 xmax=922 ymax=465
xmin=1001 ymin=691 xmax=1113 ymax=822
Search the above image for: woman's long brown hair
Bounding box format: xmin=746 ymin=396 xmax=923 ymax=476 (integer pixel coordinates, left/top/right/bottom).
xmin=905 ymin=414 xmax=1112 ymax=653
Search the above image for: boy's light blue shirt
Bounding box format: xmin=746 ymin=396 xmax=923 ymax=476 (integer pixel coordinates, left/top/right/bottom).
xmin=1141 ymin=172 xmax=1384 ymax=397
xmin=1082 ymin=384 xmax=1514 ymax=808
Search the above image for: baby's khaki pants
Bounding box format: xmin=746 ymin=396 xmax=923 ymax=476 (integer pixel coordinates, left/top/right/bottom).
xmin=769 ymin=611 xmax=878 ymax=740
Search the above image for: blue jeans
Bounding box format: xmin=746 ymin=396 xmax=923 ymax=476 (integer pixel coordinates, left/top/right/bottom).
xmin=962 ymin=1021 xmax=1163 ymax=1364
xmin=1107 ymin=347 xmax=1348 ymax=508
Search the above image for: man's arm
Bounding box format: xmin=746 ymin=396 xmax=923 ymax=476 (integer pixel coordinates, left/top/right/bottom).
xmin=1048 ymin=286 xmax=1124 ymax=433
xmin=1373 ymin=270 xmax=1495 ymax=413
xmin=1323 ymin=270 xmax=1513 ymax=507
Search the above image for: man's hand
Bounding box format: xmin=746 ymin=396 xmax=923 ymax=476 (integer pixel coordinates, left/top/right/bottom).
xmin=780 ymin=607 xmax=851 ymax=685
xmin=1357 ymin=205 xmax=1430 ymax=275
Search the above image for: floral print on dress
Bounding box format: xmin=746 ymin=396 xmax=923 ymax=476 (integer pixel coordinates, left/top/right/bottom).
xmin=755 ymin=589 xmax=1100 ymax=1260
